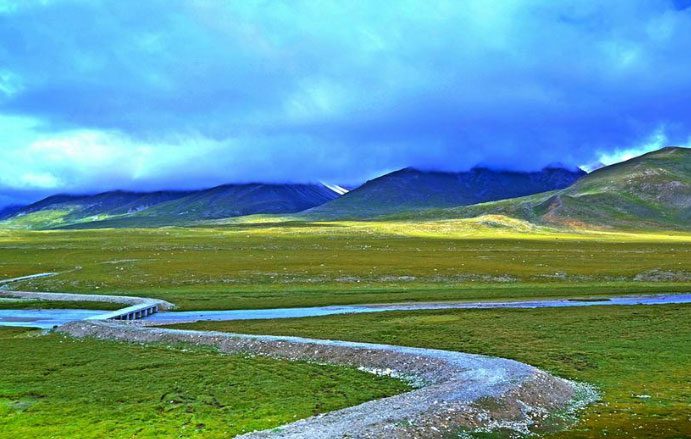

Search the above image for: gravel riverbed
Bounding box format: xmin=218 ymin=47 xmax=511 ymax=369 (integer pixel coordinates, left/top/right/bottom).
xmin=60 ymin=320 xmax=592 ymax=438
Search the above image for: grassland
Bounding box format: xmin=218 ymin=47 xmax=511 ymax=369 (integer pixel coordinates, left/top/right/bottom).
xmin=0 ymin=327 xmax=408 ymax=438
xmin=0 ymin=219 xmax=689 ymax=310
xmin=1 ymin=219 xmax=689 ymax=437
xmin=174 ymin=304 xmax=691 ymax=439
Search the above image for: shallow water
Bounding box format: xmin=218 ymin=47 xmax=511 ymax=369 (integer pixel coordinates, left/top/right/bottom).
xmin=0 ymin=309 xmax=108 ymax=329
xmin=2 ymin=293 xmax=689 ymax=329
xmin=145 ymin=293 xmax=691 ymax=324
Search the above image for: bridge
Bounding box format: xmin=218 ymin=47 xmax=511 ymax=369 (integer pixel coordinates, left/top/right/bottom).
xmin=89 ymin=301 xmax=164 ymax=321
xmin=0 ymin=287 xmax=173 ymax=322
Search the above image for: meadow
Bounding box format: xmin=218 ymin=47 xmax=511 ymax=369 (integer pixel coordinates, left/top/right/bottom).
xmin=175 ymin=304 xmax=691 ymax=439
xmin=1 ymin=219 xmax=689 ymax=437
xmin=0 ymin=327 xmax=408 ymax=438
xmin=1 ymin=218 xmax=689 ymax=310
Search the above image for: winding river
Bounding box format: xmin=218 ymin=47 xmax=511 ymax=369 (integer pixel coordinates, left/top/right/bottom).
xmin=2 ymin=292 xmax=690 ymax=329
xmin=1 ymin=275 xmax=689 ymax=437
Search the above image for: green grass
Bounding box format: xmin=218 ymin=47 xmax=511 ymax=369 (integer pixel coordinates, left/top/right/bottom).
xmin=1 ymin=210 xmax=73 ymax=229
xmin=173 ymin=304 xmax=691 ymax=438
xmin=0 ymin=327 xmax=408 ymax=438
xmin=0 ymin=299 xmax=123 ymax=310
xmin=0 ymin=223 xmax=689 ymax=310
xmin=1 ymin=221 xmax=689 ymax=437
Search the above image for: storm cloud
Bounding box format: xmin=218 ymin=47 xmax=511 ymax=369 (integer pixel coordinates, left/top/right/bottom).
xmin=1 ymin=0 xmax=691 ymax=205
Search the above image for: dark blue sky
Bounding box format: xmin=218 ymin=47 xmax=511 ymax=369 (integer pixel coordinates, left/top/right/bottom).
xmin=1 ymin=0 xmax=691 ymax=206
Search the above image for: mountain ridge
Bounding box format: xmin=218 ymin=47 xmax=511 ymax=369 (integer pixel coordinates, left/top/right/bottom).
xmin=391 ymin=146 xmax=690 ymax=230
xmin=2 ymin=147 xmax=688 ymax=230
xmin=1 ymin=183 xmax=341 ymax=229
xmin=304 ymin=165 xmax=586 ymax=219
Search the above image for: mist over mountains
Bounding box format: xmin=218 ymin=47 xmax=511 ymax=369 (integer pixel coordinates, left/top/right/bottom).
xmin=2 ymin=184 xmax=341 ymax=229
xmin=1 ymin=147 xmax=689 ymax=231
xmin=305 ymin=166 xmax=585 ymax=219
xmin=394 ymin=147 xmax=691 ymax=230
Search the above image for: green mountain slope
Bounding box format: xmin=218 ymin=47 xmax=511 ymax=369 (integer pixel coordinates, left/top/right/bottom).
xmin=2 ymin=184 xmax=340 ymax=229
xmin=130 ymin=184 xmax=340 ymax=221
xmin=1 ymin=191 xmax=192 ymax=229
xmin=306 ymin=166 xmax=585 ymax=219
xmin=401 ymin=147 xmax=691 ymax=230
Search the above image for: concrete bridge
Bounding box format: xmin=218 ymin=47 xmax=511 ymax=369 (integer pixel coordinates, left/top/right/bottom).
xmin=1 ymin=272 xmax=173 ymax=321
xmin=0 ymin=289 xmax=173 ymax=322
xmin=90 ymin=301 xmax=164 ymax=321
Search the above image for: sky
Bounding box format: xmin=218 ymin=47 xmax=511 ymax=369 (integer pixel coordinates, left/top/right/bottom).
xmin=1 ymin=0 xmax=691 ymax=206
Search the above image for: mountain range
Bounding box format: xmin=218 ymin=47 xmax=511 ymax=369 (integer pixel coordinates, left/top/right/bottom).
xmin=1 ymin=184 xmax=340 ymax=229
xmin=1 ymin=146 xmax=688 ymax=230
xmin=393 ymin=147 xmax=690 ymax=230
xmin=304 ymin=166 xmax=585 ymax=219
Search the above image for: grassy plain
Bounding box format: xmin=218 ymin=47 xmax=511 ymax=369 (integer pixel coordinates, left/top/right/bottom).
xmin=1 ymin=219 xmax=689 ymax=437
xmin=0 ymin=327 xmax=408 ymax=438
xmin=0 ymin=218 xmax=689 ymax=310
xmin=175 ymin=304 xmax=691 ymax=439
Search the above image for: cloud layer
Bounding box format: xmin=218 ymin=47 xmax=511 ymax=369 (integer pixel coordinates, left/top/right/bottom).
xmin=1 ymin=0 xmax=691 ymax=205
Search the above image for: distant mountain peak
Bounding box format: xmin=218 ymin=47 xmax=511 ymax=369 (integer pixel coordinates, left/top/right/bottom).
xmin=411 ymin=146 xmax=690 ymax=230
xmin=307 ymin=165 xmax=585 ymax=219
